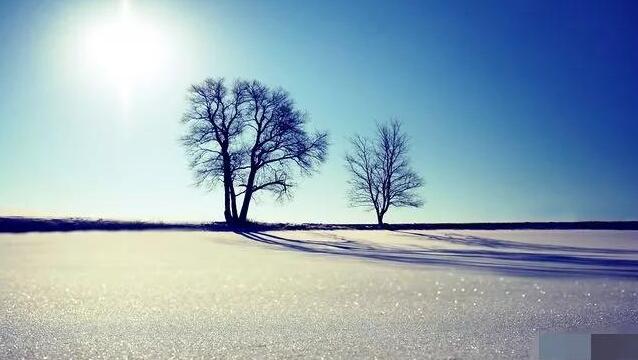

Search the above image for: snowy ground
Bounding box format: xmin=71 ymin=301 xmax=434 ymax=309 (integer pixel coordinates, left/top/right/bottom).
xmin=0 ymin=230 xmax=637 ymax=359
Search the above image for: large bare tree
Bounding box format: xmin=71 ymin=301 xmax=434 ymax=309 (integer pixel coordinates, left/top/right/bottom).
xmin=181 ymin=78 xmax=247 ymax=223
xmin=235 ymin=81 xmax=328 ymax=222
xmin=182 ymin=78 xmax=328 ymax=225
xmin=345 ymin=119 xmax=423 ymax=225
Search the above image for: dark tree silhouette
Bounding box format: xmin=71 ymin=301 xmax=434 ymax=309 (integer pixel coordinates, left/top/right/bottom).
xmin=181 ymin=78 xmax=247 ymax=223
xmin=345 ymin=119 xmax=423 ymax=225
xmin=236 ymin=81 xmax=328 ymax=223
xmin=182 ymin=78 xmax=328 ymax=225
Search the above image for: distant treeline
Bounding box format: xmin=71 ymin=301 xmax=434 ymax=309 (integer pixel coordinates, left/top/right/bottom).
xmin=0 ymin=217 xmax=202 ymax=233
xmin=1 ymin=217 xmax=637 ymax=233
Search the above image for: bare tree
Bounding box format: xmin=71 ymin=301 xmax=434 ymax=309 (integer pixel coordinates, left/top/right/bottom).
xmin=182 ymin=78 xmax=328 ymax=225
xmin=235 ymin=81 xmax=328 ymax=223
xmin=181 ymin=78 xmax=247 ymax=223
xmin=345 ymin=119 xmax=423 ymax=225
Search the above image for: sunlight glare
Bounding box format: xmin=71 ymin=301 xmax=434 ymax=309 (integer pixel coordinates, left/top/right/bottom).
xmin=83 ymin=1 xmax=169 ymax=101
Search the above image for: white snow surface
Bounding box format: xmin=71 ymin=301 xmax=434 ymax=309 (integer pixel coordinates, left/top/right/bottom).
xmin=1 ymin=230 xmax=637 ymax=359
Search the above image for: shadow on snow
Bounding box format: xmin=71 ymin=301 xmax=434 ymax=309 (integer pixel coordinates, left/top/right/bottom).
xmin=236 ymin=231 xmax=638 ymax=278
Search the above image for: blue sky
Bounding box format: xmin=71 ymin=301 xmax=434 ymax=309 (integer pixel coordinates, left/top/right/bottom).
xmin=1 ymin=0 xmax=637 ymax=223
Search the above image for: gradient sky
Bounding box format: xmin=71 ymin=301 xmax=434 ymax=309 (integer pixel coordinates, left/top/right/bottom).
xmin=1 ymin=0 xmax=637 ymax=223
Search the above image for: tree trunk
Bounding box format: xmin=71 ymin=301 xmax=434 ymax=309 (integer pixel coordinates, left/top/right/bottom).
xmin=376 ymin=212 xmax=384 ymax=226
xmin=229 ymin=184 xmax=238 ymax=220
xmin=238 ymin=192 xmax=251 ymax=224
xmin=221 ymin=151 xmax=235 ymax=224
xmin=238 ymin=168 xmax=257 ymax=224
xmin=223 ymin=182 xmax=232 ymax=223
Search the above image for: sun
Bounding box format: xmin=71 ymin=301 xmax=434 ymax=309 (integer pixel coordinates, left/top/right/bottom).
xmin=83 ymin=1 xmax=169 ymax=100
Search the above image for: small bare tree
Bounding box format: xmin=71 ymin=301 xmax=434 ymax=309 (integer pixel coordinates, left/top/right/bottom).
xmin=345 ymin=119 xmax=423 ymax=225
xmin=182 ymin=77 xmax=328 ymax=225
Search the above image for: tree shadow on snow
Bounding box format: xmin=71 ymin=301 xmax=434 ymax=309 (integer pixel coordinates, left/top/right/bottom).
xmin=393 ymin=230 xmax=638 ymax=255
xmin=237 ymin=231 xmax=638 ymax=278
